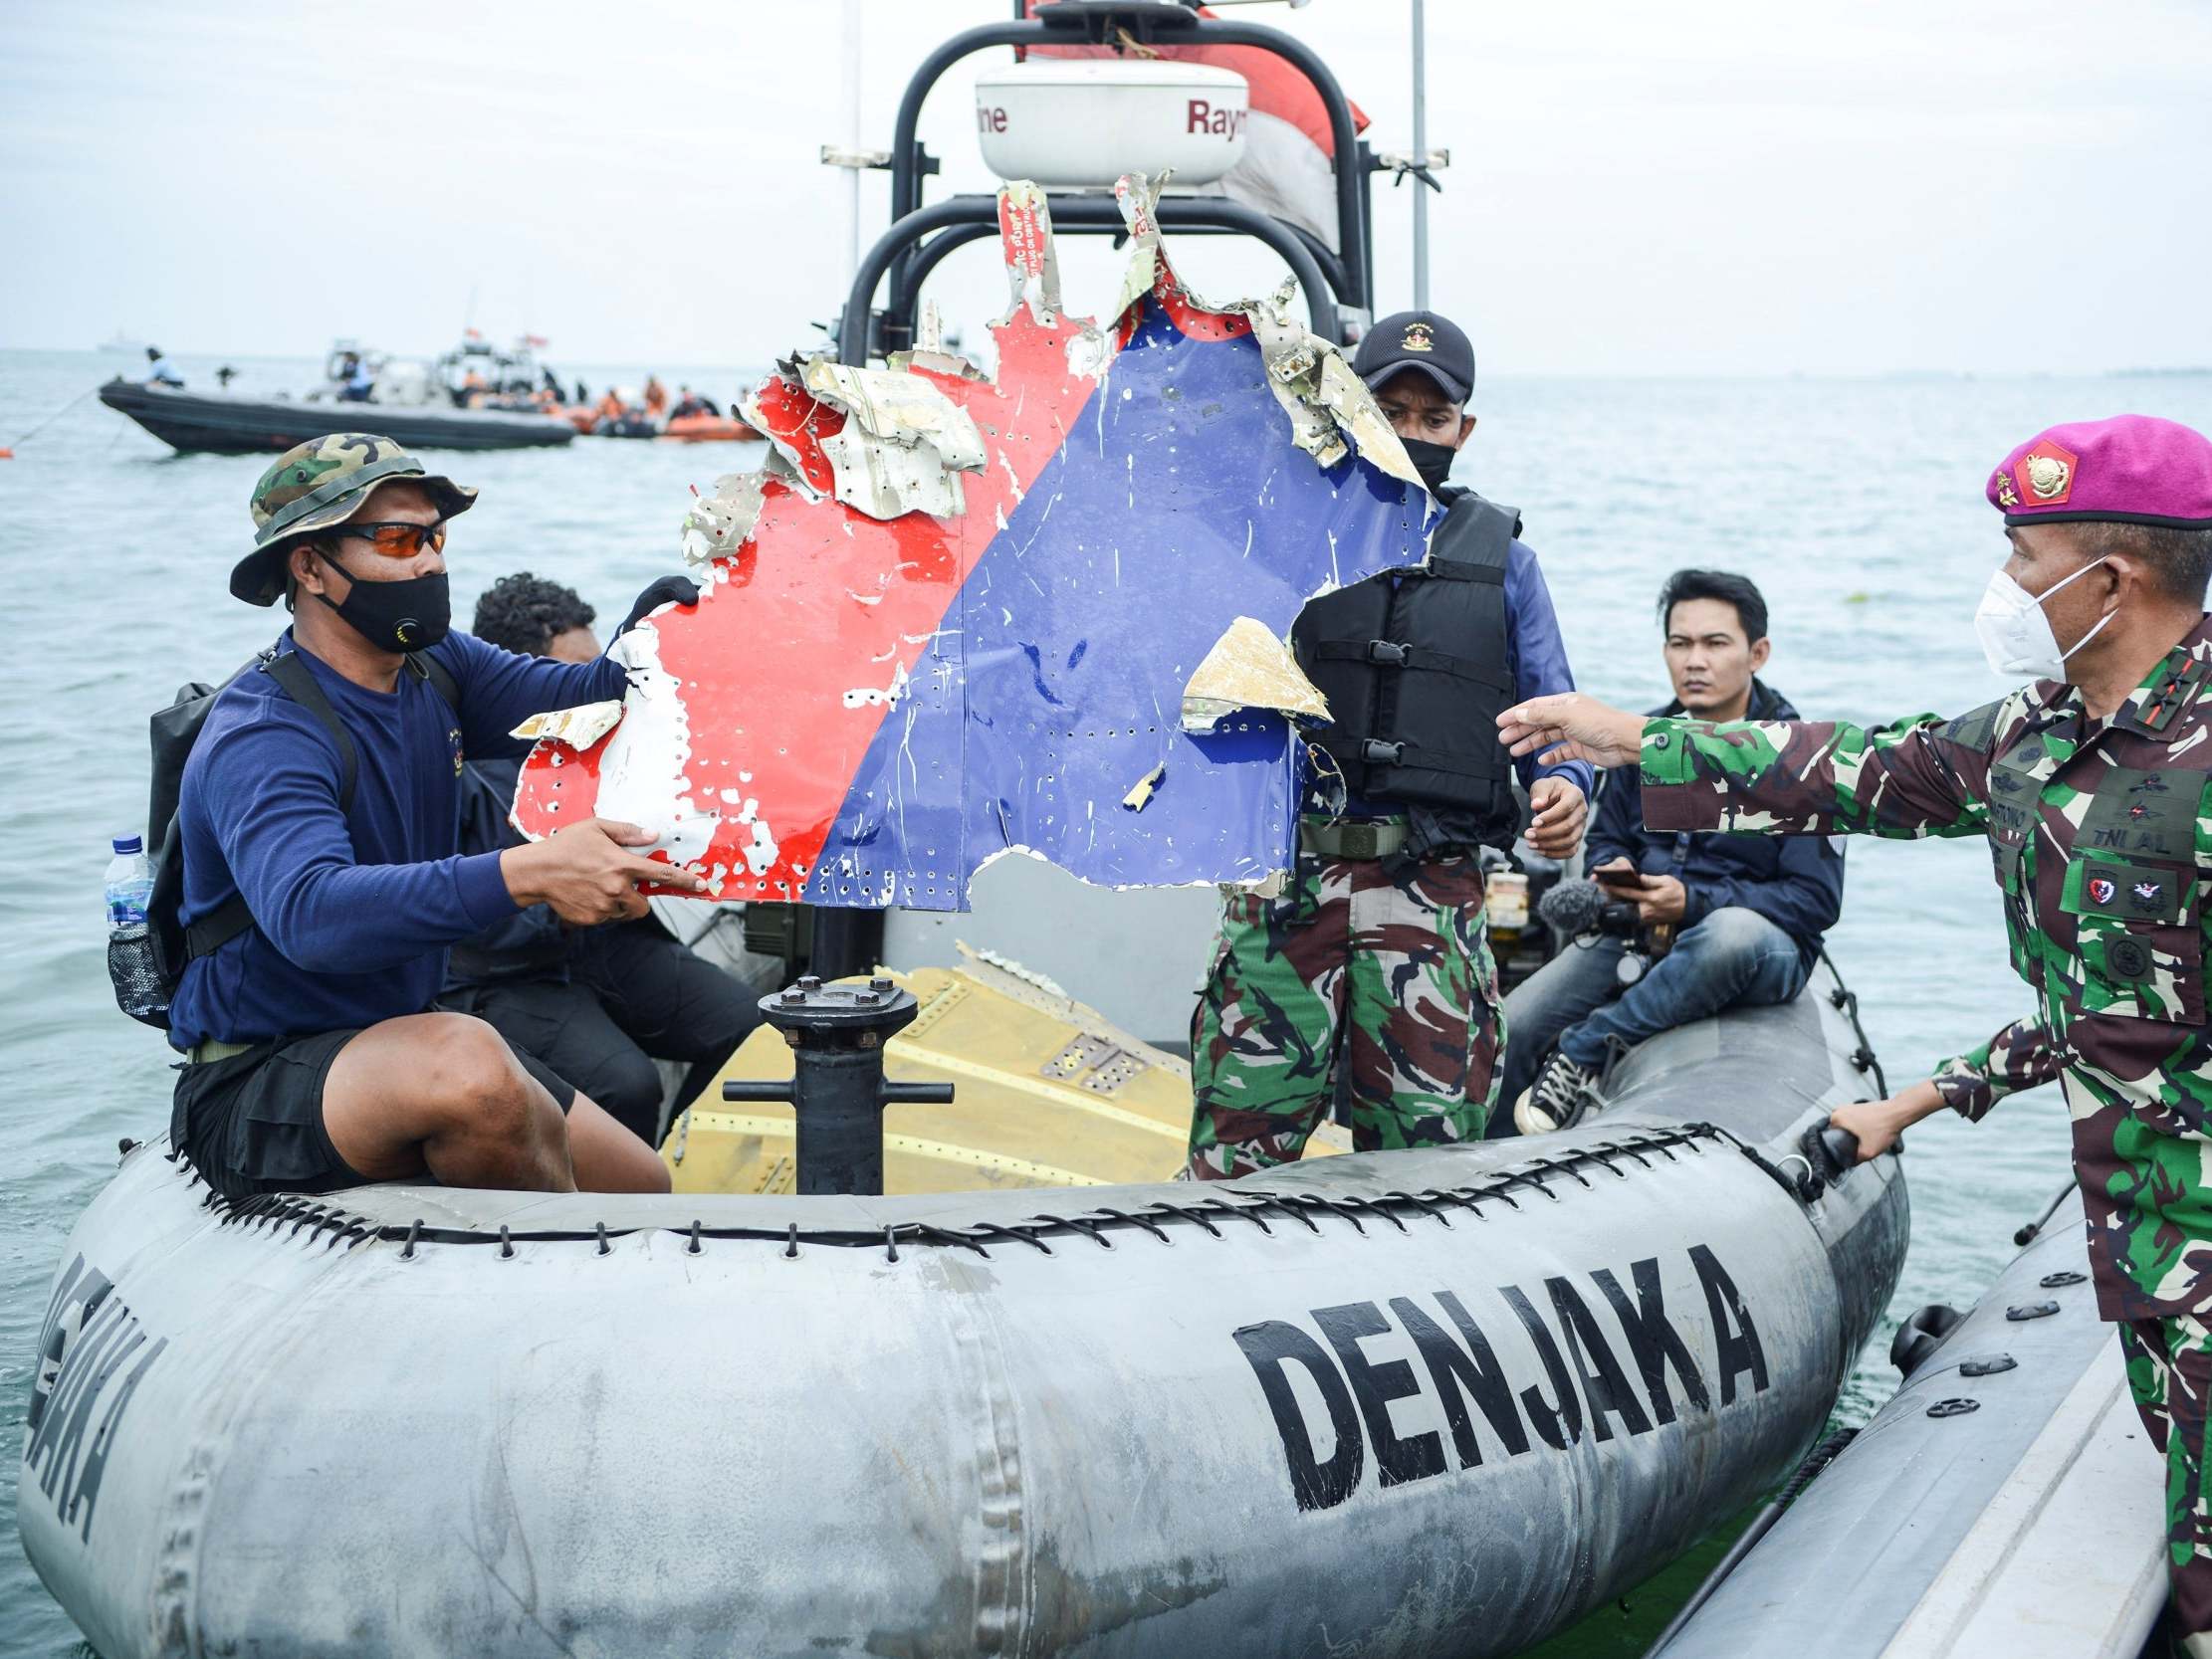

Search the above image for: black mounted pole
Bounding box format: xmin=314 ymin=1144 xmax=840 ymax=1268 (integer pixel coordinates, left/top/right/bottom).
xmin=721 ymin=976 xmax=955 ymax=1195
xmin=839 ymin=194 xmax=1345 ymax=366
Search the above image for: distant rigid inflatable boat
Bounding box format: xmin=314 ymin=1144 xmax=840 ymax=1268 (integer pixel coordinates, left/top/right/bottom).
xmin=98 ymin=378 xmax=576 ymax=454
xmin=659 ymin=412 xmax=765 ymax=443
xmin=18 ymin=963 xmax=1905 ymax=1658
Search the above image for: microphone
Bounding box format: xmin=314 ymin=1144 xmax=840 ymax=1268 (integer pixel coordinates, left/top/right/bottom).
xmin=1538 ymin=877 xmax=1647 ymax=966
xmin=1538 ymin=877 xmax=1611 ymax=936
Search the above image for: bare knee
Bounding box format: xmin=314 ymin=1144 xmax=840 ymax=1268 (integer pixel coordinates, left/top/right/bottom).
xmin=416 ymin=1015 xmax=555 ymax=1142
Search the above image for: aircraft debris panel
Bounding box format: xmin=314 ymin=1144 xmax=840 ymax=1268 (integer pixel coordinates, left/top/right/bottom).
xmin=512 ymin=176 xmax=1434 ymax=911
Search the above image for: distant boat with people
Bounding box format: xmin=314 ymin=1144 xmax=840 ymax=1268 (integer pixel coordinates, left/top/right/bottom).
xmin=89 ymin=326 xmax=758 ymax=453
xmin=96 ymin=332 xmax=582 ymax=454
xmin=569 ymin=376 xmax=764 ymax=441
xmin=98 ymin=376 xmax=575 ymax=455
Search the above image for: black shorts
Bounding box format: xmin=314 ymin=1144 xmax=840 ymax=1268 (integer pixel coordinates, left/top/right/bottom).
xmin=169 ymin=1026 xmax=577 ymax=1204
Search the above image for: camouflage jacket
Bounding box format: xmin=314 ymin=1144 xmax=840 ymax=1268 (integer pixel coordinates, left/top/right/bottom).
xmin=1641 ymin=617 xmax=2212 ymax=1320
xmin=1932 ymin=1017 xmax=2066 ymax=1123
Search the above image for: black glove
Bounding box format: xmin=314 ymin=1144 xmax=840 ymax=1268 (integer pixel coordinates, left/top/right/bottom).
xmin=612 ymin=574 xmax=701 ymax=644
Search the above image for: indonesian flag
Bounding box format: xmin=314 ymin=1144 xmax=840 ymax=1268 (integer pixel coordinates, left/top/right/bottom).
xmin=1023 ymin=1 xmax=1370 ymax=253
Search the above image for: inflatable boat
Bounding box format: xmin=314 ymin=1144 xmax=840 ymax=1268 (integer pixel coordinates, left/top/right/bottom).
xmin=18 ymin=957 xmax=1904 ymax=1658
xmin=660 ymin=412 xmax=764 ymax=443
xmin=97 ymin=378 xmax=576 ymax=454
xmin=1652 ymin=1186 xmax=2165 ymax=1658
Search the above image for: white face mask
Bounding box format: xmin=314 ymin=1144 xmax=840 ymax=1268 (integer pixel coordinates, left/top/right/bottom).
xmin=1974 ymin=556 xmax=2114 ymax=681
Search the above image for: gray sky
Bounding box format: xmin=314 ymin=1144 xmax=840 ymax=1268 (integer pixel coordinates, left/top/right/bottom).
xmin=5 ymin=0 xmax=2208 ymax=376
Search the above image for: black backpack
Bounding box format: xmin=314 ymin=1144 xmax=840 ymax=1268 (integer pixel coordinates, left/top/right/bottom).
xmin=114 ymin=648 xmax=460 ymax=1029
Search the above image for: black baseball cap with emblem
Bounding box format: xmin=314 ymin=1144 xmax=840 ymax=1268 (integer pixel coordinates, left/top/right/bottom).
xmin=1353 ymin=310 xmax=1475 ymax=405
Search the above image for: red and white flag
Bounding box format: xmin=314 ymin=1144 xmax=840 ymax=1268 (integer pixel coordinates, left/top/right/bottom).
xmin=1024 ymin=2 xmax=1369 ymax=253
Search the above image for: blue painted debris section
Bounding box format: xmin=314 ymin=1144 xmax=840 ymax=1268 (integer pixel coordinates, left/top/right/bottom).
xmin=814 ymin=303 xmax=1435 ymax=908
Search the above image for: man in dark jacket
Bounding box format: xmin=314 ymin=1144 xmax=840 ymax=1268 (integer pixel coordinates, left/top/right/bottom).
xmin=437 ymin=573 xmax=761 ymax=1144
xmin=1506 ymin=569 xmax=1845 ymax=1132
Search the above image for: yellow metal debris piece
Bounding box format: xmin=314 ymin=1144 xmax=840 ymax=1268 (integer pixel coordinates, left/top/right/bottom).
xmin=665 ymin=964 xmax=1349 ymax=1194
xmin=1121 ymin=762 xmax=1167 ymax=812
xmin=1180 ymin=615 xmax=1331 ymax=732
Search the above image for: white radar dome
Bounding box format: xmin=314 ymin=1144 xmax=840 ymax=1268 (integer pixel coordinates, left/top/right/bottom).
xmin=974 ymin=61 xmax=1249 ymax=189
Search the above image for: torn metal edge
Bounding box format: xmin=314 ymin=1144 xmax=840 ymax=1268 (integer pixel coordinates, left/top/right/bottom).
xmin=1110 ymin=171 xmax=1424 ymax=490
xmin=680 ymin=471 xmax=770 ymax=567
xmin=509 ymin=701 xmax=625 ymax=750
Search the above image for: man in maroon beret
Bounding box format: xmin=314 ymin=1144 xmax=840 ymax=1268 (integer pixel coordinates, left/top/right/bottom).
xmin=1494 ymin=412 xmax=2212 ymax=1642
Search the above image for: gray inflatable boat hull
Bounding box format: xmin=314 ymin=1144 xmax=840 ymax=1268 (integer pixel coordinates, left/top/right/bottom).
xmin=19 ymin=969 xmax=1905 ymax=1658
xmin=1656 ymin=1189 xmax=2164 ymax=1659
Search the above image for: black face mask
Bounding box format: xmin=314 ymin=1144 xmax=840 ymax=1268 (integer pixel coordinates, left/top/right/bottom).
xmin=315 ymin=548 xmax=451 ymax=654
xmin=1402 ymin=437 xmax=1459 ymax=493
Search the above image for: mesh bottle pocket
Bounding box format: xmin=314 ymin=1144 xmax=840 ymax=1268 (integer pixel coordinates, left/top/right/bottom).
xmin=107 ymin=922 xmax=170 ymax=1027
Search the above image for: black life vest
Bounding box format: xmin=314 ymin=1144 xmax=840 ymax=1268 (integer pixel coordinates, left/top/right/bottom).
xmin=116 ymin=649 xmax=461 ymax=1029
xmin=1290 ymin=488 xmax=1520 ymax=846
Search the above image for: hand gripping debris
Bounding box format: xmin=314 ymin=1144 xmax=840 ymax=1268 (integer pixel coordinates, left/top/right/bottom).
xmin=513 ymin=175 xmax=1433 ymax=910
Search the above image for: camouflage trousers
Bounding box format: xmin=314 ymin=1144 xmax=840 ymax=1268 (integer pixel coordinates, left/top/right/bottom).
xmin=1185 ymin=846 xmax=1501 ymax=1180
xmin=2119 ymin=1315 xmax=2212 ymax=1648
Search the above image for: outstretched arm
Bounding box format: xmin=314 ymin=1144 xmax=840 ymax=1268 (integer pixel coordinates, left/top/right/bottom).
xmin=1929 ymin=1016 xmax=2067 ymax=1124
xmin=1828 ymin=1015 xmax=2064 ymax=1159
xmin=1499 ymin=693 xmax=1997 ymax=841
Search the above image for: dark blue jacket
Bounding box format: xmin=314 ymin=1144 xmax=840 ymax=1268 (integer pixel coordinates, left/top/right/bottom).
xmin=1587 ymin=678 xmax=1845 ymax=969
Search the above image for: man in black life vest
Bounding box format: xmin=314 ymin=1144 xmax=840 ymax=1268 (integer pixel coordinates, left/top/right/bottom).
xmin=1185 ymin=311 xmax=1593 ymax=1178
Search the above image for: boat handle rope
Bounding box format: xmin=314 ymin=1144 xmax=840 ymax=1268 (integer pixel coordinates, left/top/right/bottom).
xmin=1772 ymin=1151 xmax=1816 ymax=1191
xmin=1147 ymin=1198 xmax=1223 ymax=1237
xmin=1088 ymin=1205 xmax=1173 ymax=1243
xmin=1820 ymin=944 xmax=1889 ymax=1097
xmin=1380 ymin=1190 xmax=1452 ymax=1228
xmin=169 ymin=1122 xmax=1746 ymax=1263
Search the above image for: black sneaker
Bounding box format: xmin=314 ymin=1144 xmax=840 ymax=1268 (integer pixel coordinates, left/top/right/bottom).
xmin=1515 ymin=1051 xmax=1603 ymax=1135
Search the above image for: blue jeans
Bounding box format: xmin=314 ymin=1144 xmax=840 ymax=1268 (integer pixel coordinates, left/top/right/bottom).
xmin=1494 ymin=907 xmax=1812 ymax=1124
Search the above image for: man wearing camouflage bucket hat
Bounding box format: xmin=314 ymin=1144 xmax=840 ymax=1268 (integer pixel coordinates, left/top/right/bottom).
xmin=168 ymin=432 xmax=708 ymax=1204
xmin=1495 ymin=413 xmax=2212 ymax=1645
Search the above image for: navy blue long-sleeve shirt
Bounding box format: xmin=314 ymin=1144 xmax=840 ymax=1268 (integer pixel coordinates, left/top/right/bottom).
xmin=1586 ymin=679 xmax=1845 ymax=967
xmin=167 ymin=630 xmax=626 ymax=1049
xmin=444 ymin=755 xmax=570 ymax=986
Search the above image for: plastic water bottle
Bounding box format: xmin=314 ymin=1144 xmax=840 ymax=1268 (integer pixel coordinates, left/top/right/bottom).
xmin=105 ymin=835 xmax=153 ymax=927
xmin=105 ymin=834 xmax=165 ymax=1024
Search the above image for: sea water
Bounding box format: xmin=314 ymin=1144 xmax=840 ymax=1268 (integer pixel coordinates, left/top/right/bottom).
xmin=3 ymin=346 xmax=2208 ymax=1654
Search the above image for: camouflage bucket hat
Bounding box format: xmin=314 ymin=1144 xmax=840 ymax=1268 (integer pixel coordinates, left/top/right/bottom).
xmin=231 ymin=432 xmax=477 ymax=606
